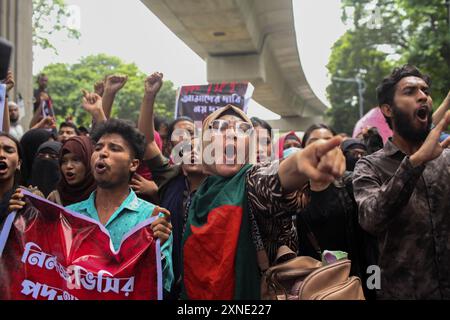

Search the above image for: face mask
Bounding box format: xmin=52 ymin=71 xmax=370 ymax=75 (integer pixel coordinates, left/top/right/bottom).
xmin=283 ymin=147 xmax=301 ymax=159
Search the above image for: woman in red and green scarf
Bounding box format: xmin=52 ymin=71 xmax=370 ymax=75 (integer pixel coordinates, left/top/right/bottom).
xmin=182 ymin=105 xmax=345 ymax=300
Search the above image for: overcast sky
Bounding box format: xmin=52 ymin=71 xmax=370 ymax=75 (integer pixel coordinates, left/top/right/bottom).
xmin=33 ymin=0 xmax=348 ymax=120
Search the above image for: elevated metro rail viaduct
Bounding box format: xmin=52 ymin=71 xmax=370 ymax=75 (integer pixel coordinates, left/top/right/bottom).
xmin=141 ymin=0 xmax=328 ymax=131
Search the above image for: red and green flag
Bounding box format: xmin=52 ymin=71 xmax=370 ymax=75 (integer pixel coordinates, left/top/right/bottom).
xmin=182 ymin=164 xmax=260 ymax=300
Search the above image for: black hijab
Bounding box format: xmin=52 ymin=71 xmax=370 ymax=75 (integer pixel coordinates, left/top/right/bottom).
xmin=29 ymin=141 xmax=62 ymax=197
xmin=341 ymin=139 xmax=367 ymax=172
xmin=20 ymin=129 xmax=54 ymax=185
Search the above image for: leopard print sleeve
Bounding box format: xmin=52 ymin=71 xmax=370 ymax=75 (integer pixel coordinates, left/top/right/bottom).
xmin=246 ymin=161 xmax=300 ymax=263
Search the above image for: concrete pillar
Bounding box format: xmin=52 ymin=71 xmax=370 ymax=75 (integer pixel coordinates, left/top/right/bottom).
xmin=0 ymin=0 xmax=33 ymax=130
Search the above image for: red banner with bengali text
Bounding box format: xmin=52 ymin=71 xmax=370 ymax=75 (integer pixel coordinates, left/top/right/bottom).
xmin=0 ymin=190 xmax=162 ymax=300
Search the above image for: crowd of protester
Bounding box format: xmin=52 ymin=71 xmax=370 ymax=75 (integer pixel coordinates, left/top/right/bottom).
xmin=1 ymin=64 xmax=450 ymax=300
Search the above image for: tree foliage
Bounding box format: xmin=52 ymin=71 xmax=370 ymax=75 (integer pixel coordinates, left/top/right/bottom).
xmin=37 ymin=54 xmax=176 ymax=127
xmin=32 ymin=0 xmax=81 ymax=54
xmin=327 ymin=0 xmax=450 ymax=134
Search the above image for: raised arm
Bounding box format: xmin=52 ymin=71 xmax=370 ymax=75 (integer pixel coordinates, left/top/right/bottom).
xmin=81 ymin=89 xmax=106 ymax=127
xmin=138 ymin=72 xmax=163 ymax=160
xmin=278 ymin=136 xmax=345 ymax=192
xmin=29 ymin=92 xmax=47 ymax=128
xmin=93 ymin=79 xmax=105 ymax=97
xmin=354 ymin=111 xmax=450 ymax=235
xmin=2 ymin=70 xmax=14 ymax=133
xmin=432 ymin=89 xmax=450 ymax=126
xmin=101 ymin=74 xmax=128 ymax=119
xmin=30 ymin=116 xmax=56 ymax=130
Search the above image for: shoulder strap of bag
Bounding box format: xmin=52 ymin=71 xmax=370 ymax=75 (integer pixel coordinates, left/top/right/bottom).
xmin=298 ymin=213 xmax=322 ymax=257
xmin=298 ymin=183 xmax=322 ymax=257
xmin=248 ymin=202 xmax=271 ymax=272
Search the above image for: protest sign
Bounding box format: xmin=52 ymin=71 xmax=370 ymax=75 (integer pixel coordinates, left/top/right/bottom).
xmin=175 ymin=82 xmax=254 ymax=122
xmin=0 ymin=190 xmax=162 ymax=300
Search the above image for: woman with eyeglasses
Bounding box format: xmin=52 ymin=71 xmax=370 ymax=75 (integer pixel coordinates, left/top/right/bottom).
xmin=179 ymin=104 xmax=346 ymax=300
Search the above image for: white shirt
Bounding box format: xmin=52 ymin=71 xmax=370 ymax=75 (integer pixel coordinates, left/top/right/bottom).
xmin=9 ymin=123 xmax=24 ymax=140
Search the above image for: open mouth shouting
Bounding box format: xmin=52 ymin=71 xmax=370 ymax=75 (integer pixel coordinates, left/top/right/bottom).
xmin=190 ymin=152 xmax=200 ymax=165
xmin=224 ymin=143 xmax=237 ymax=164
xmin=0 ymin=161 xmax=8 ymax=175
xmin=64 ymin=171 xmax=76 ymax=182
xmin=415 ymin=105 xmax=430 ymax=124
xmin=94 ymin=161 xmax=109 ymax=174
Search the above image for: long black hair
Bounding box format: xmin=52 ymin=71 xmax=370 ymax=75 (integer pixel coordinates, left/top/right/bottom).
xmin=250 ymin=117 xmax=273 ymax=138
xmin=301 ymin=124 xmax=337 ymax=148
xmin=0 ymin=132 xmax=23 ymax=186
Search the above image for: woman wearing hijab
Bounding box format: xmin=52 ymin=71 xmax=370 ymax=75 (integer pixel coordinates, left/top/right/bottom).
xmin=277 ymin=131 xmax=302 ymax=159
xmin=19 ymin=128 xmax=54 ymax=185
xmin=47 ymin=136 xmax=96 ymax=206
xmin=181 ymin=104 xmax=345 ymax=300
xmin=29 ymin=141 xmax=62 ymax=198
xmin=341 ymin=138 xmax=368 ymax=172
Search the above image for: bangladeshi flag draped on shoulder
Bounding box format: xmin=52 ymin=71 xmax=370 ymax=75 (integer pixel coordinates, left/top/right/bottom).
xmin=181 ymin=164 xmax=260 ymax=300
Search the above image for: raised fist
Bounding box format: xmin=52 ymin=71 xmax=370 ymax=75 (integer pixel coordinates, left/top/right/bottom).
xmin=104 ymin=74 xmax=128 ymax=94
xmin=81 ymin=89 xmax=102 ymax=114
xmin=144 ymin=72 xmax=163 ymax=97
xmin=93 ymin=80 xmax=105 ymax=97
xmin=3 ymin=70 xmax=15 ymax=92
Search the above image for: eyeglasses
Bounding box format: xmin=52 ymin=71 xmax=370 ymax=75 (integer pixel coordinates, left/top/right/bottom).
xmin=209 ymin=120 xmax=253 ymax=136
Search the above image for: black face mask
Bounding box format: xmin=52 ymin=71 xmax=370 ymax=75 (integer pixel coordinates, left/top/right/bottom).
xmin=29 ymin=157 xmax=61 ymax=198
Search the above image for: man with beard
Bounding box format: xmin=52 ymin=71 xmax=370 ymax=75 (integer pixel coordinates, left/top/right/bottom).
xmin=8 ymin=101 xmax=23 ymax=140
xmin=353 ymin=65 xmax=450 ymax=299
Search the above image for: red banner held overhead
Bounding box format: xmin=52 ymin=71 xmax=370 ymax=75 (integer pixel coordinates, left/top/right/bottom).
xmin=175 ymin=82 xmax=254 ymax=122
xmin=0 ymin=190 xmax=162 ymax=300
